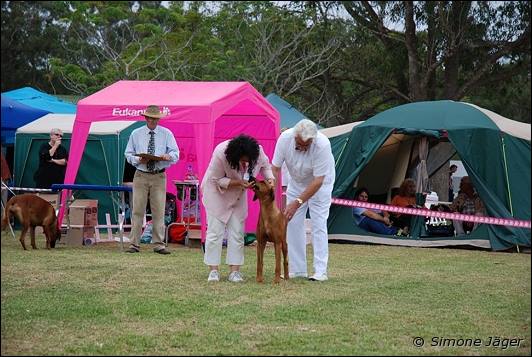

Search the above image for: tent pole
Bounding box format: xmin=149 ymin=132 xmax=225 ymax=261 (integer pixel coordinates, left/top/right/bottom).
xmin=501 ymin=136 xmax=519 ymax=253
xmin=334 ymin=136 xmax=350 ymax=168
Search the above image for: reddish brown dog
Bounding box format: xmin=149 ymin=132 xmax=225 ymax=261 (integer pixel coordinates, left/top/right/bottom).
xmin=1 ymin=194 xmax=61 ymax=250
xmin=252 ymin=180 xmax=288 ymax=284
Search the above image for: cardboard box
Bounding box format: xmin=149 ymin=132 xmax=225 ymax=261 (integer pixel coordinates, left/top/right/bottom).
xmin=186 ymin=227 xmax=202 ymax=248
xmin=65 ymin=226 xmax=95 ymax=246
xmin=72 ymin=199 xmax=98 ymax=208
xmin=68 ymin=199 xmax=98 ymax=226
xmin=36 ymin=193 xmax=59 ymax=207
xmin=34 ymin=194 xmax=60 ymax=235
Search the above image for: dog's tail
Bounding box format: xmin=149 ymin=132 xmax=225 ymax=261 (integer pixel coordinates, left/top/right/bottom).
xmin=1 ymin=198 xmax=13 ymax=231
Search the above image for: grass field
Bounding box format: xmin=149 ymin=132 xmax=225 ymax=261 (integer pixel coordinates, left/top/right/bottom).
xmin=1 ymin=232 xmax=530 ymax=356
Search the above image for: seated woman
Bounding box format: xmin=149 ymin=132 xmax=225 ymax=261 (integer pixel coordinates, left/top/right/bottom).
xmin=448 ymin=176 xmax=486 ymax=235
xmin=352 ymin=188 xmax=403 ymax=236
xmin=390 ymin=178 xmax=417 ymax=235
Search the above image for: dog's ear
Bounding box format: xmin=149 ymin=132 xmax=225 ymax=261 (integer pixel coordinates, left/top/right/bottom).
xmin=269 ymin=187 xmax=274 ymax=201
xmin=253 ymin=191 xmax=258 ymax=201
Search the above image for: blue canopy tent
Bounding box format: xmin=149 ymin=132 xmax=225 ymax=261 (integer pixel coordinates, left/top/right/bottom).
xmin=1 ymin=95 xmax=50 ymax=145
xmin=2 ymin=87 xmax=77 ymax=114
xmin=1 ymin=87 xmax=77 ymax=177
xmin=1 ymin=88 xmax=77 ymax=145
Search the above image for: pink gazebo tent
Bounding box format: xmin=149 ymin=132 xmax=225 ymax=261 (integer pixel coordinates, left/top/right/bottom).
xmin=59 ymin=80 xmax=280 ymax=240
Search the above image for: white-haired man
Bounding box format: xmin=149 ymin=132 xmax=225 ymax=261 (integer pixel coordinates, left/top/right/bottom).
xmin=272 ymin=119 xmax=335 ymax=281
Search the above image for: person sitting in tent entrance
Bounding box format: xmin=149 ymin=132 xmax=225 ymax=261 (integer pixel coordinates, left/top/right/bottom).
xmin=448 ymin=176 xmax=486 ymax=235
xmin=389 ymin=178 xmax=418 ymax=235
xmin=352 ymin=187 xmax=406 ymax=236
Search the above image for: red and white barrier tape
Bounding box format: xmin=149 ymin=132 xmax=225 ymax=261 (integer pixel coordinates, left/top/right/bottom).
xmin=331 ymin=198 xmax=531 ymax=229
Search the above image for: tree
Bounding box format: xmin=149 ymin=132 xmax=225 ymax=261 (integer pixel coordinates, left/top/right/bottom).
xmin=205 ymin=1 xmax=345 ymax=126
xmin=1 ymin=1 xmax=71 ymax=92
xmin=338 ymin=1 xmax=530 ymax=121
xmin=49 ymin=1 xmax=204 ymax=95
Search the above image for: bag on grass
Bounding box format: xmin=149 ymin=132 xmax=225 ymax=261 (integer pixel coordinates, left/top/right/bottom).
xmin=140 ymin=221 xmax=153 ymax=244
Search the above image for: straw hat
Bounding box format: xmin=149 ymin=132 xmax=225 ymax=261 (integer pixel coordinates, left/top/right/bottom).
xmin=143 ymin=105 xmax=166 ymax=119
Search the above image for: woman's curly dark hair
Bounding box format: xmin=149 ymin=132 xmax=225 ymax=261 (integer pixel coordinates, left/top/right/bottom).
xmin=224 ymin=134 xmax=260 ymax=175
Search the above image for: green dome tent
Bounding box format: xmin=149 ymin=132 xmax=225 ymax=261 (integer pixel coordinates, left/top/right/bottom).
xmin=327 ymin=101 xmax=531 ymax=251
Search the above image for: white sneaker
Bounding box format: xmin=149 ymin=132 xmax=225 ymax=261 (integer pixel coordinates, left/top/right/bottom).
xmin=308 ymin=273 xmax=328 ymax=281
xmin=228 ymin=271 xmax=244 ymax=282
xmin=207 ymin=270 xmax=220 ymax=282
xmin=288 ymin=272 xmax=308 ymax=278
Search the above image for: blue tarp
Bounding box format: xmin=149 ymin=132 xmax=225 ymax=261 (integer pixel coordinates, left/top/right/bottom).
xmin=1 ymin=95 xmax=49 ymax=144
xmin=1 ymin=87 xmax=76 ymax=144
xmin=2 ymin=87 xmax=76 ymax=114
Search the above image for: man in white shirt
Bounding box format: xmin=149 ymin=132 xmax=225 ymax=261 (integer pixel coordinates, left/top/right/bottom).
xmin=272 ymin=119 xmax=335 ymax=281
xmin=124 ymin=105 xmax=179 ymax=254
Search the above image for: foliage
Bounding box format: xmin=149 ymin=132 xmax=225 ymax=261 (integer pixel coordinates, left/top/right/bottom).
xmin=1 ymin=1 xmax=530 ymax=125
xmin=339 ymin=1 xmax=531 ymax=122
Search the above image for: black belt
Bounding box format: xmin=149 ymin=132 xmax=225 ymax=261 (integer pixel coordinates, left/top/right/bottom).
xmin=137 ymin=168 xmax=166 ymax=175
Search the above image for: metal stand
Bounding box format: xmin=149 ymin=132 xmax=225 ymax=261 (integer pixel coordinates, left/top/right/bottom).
xmin=1 ymin=181 xmax=16 ymax=239
xmin=172 ymin=180 xmax=200 ymax=246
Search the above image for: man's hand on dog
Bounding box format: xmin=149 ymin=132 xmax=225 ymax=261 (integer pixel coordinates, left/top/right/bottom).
xmin=284 ymin=200 xmax=300 ymax=221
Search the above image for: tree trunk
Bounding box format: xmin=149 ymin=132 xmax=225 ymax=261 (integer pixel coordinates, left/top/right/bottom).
xmin=404 ymin=1 xmax=422 ymax=101
xmin=429 ymin=164 xmax=449 ymax=203
xmin=425 ymin=2 xmax=437 ymax=100
xmin=443 ymin=1 xmax=472 ymax=99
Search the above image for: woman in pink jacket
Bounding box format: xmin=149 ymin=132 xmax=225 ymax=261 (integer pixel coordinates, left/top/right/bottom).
xmin=201 ymin=135 xmax=275 ymax=282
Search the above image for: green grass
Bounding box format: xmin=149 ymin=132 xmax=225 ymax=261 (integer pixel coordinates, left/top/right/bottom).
xmin=1 ymin=231 xmax=530 ymax=356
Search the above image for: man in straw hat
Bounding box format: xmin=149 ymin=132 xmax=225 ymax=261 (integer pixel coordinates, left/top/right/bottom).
xmin=124 ymin=105 xmax=179 ymax=254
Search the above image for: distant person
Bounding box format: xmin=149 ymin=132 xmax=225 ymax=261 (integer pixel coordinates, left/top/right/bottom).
xmin=390 ymin=178 xmax=417 ymax=235
xmin=1 ymin=147 xmax=11 ymax=217
xmin=353 ymin=187 xmax=404 ymax=236
xmin=448 ymin=176 xmax=486 ymax=235
xmin=201 ymin=134 xmax=275 ymax=282
xmin=124 ymin=105 xmax=179 ymax=255
xmin=33 ymin=128 xmax=68 ymax=189
xmin=449 ymin=164 xmax=458 ymax=201
xmin=1 ymin=147 xmax=10 ymax=183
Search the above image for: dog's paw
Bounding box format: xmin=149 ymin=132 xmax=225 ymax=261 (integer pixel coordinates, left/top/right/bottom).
xmin=256 ymin=277 xmax=264 ymax=284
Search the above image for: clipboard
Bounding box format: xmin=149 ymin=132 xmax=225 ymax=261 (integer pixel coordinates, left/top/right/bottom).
xmin=135 ymin=153 xmax=166 ymax=161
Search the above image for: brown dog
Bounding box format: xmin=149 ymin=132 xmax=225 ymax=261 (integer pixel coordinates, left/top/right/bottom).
xmin=252 ymin=180 xmax=288 ymax=283
xmin=1 ymin=194 xmax=61 ymax=250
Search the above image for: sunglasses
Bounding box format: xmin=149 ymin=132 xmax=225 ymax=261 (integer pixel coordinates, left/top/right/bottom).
xmin=54 ymin=133 xmax=63 ymax=138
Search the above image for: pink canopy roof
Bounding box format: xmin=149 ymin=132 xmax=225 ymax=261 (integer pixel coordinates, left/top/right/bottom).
xmin=60 ymin=81 xmax=280 ymax=240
